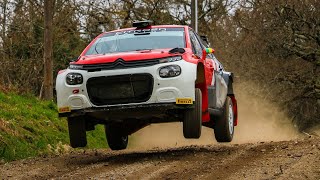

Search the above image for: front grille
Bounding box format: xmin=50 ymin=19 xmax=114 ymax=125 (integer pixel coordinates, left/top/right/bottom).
xmin=87 ymin=74 xmax=154 ymax=106
xmin=70 ymin=58 xmax=159 ymax=72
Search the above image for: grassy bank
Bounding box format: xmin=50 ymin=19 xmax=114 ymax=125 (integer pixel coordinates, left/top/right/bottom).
xmin=0 ymin=92 xmax=107 ymax=162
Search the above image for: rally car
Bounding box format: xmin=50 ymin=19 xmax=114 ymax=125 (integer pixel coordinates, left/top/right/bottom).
xmin=56 ymin=21 xmax=238 ymax=150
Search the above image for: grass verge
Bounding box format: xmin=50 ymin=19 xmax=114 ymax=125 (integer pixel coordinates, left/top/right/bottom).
xmin=0 ymin=92 xmax=107 ymax=162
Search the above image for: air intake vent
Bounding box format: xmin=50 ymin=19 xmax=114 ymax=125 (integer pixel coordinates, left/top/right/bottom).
xmin=87 ymin=74 xmax=154 ymax=105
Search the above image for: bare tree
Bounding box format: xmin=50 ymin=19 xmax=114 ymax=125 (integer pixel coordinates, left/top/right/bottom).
xmin=42 ymin=0 xmax=54 ymax=100
xmin=0 ymin=0 xmax=8 ymax=45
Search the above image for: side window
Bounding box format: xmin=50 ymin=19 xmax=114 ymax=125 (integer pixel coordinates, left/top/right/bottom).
xmin=195 ymin=33 xmax=207 ymax=48
xmin=194 ymin=33 xmax=214 ymax=59
xmin=189 ymin=31 xmax=203 ymax=58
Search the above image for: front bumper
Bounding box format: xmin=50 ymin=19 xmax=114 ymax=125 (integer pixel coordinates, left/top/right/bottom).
xmin=56 ymin=60 xmax=197 ymax=115
xmin=59 ymin=102 xmax=193 ymax=118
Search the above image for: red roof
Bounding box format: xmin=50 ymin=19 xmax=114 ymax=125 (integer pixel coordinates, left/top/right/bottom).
xmin=103 ymin=25 xmax=188 ymax=34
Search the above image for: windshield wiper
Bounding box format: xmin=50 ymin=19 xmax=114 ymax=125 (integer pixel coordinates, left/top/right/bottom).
xmin=94 ymin=39 xmax=102 ymax=54
xmin=135 ymin=49 xmax=152 ymax=51
xmin=94 ymin=45 xmax=99 ymax=54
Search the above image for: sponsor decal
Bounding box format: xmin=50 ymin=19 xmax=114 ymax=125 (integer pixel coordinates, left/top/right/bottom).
xmin=116 ymin=28 xmax=167 ymax=35
xmin=176 ymin=98 xmax=193 ymax=104
xmin=58 ymin=106 xmax=71 ymax=113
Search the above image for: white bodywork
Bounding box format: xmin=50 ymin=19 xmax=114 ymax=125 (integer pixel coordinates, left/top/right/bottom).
xmin=56 ymin=60 xmax=197 ymax=112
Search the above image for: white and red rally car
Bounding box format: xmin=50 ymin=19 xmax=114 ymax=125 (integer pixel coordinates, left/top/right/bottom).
xmin=56 ymin=21 xmax=238 ymax=150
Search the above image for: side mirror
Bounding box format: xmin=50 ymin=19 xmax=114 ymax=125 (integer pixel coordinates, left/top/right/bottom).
xmin=202 ymin=48 xmax=215 ymax=60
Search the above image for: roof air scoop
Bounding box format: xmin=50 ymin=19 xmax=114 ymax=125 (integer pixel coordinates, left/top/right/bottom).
xmin=132 ymin=20 xmax=153 ymax=29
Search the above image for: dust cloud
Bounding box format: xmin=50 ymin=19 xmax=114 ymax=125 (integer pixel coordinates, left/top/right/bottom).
xmin=130 ymin=82 xmax=299 ymax=149
xmin=231 ymin=82 xmax=299 ymax=143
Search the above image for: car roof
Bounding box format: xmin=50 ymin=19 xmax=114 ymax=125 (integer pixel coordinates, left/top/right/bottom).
xmin=102 ymin=25 xmax=188 ymax=34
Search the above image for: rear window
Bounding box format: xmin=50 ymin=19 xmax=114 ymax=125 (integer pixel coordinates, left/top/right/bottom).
xmin=85 ymin=27 xmax=185 ymax=55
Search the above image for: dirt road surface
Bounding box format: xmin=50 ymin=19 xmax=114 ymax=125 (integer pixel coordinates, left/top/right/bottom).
xmin=1 ymin=83 xmax=319 ymax=179
xmin=0 ymin=136 xmax=319 ymax=179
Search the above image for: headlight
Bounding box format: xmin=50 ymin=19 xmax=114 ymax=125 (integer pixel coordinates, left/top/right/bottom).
xmin=159 ymin=65 xmax=181 ymax=78
xmin=159 ymin=56 xmax=182 ymax=63
xmin=66 ymin=73 xmax=83 ymax=85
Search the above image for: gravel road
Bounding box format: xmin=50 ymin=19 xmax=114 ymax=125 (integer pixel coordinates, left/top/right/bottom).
xmin=0 ymin=136 xmax=319 ymax=179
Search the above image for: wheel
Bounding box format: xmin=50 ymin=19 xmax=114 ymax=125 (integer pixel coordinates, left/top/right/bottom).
xmin=214 ymin=96 xmax=234 ymax=142
xmin=105 ymin=124 xmax=128 ymax=150
xmin=67 ymin=116 xmax=87 ymax=148
xmin=183 ymin=88 xmax=202 ymax=139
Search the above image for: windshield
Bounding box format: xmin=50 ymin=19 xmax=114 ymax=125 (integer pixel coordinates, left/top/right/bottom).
xmin=85 ymin=27 xmax=185 ymax=55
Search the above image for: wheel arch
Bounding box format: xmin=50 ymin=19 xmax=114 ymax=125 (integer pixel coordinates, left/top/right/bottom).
xmin=222 ymin=72 xmax=238 ymax=126
xmin=195 ymin=62 xmax=210 ymax=122
xmin=195 ymin=62 xmax=205 ymax=86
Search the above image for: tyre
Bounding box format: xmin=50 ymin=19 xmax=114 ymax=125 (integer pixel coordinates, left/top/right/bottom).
xmin=105 ymin=124 xmax=128 ymax=150
xmin=183 ymin=88 xmax=202 ymax=139
xmin=67 ymin=116 xmax=87 ymax=148
xmin=214 ymin=96 xmax=234 ymax=142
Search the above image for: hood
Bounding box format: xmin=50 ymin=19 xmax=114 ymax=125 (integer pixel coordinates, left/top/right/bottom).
xmin=73 ymin=49 xmax=184 ymax=65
